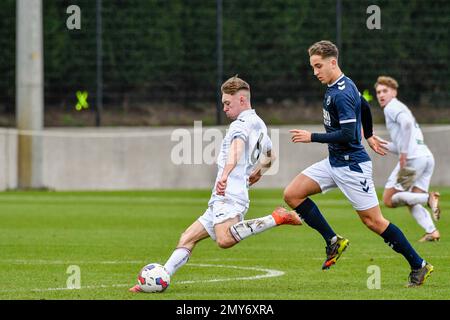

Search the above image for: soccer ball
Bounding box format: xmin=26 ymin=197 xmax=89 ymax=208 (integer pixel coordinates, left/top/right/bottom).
xmin=137 ymin=263 xmax=170 ymax=293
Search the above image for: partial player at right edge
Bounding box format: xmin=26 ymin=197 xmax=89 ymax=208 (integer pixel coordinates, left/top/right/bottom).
xmin=373 ymin=76 xmax=441 ymax=242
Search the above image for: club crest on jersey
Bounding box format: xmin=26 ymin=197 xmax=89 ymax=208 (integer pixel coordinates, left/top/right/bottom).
xmin=323 ymin=109 xmax=331 ymax=126
xmin=326 ymin=95 xmax=331 ymax=106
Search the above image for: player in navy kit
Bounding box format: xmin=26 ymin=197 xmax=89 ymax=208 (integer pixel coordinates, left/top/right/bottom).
xmin=284 ymin=40 xmax=433 ymax=287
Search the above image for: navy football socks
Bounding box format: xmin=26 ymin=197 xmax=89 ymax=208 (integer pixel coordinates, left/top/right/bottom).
xmin=381 ymin=223 xmax=424 ymax=270
xmin=295 ymin=198 xmax=337 ymax=245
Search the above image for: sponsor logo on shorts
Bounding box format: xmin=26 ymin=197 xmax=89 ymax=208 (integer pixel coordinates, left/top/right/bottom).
xmin=360 ymin=179 xmax=370 ymax=193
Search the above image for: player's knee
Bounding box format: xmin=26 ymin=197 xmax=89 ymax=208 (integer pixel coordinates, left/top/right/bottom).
xmin=382 ymin=191 xmax=399 ymax=208
xmin=383 ymin=196 xmax=395 ymax=208
xmin=361 ymin=216 xmax=387 ymax=234
xmin=283 ymin=188 xmax=300 ymax=207
xmin=215 ymin=236 xmax=235 ymax=249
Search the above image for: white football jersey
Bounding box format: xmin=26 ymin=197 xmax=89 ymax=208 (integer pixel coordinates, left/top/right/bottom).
xmin=209 ymin=109 xmax=272 ymax=206
xmin=383 ymin=98 xmax=431 ymax=159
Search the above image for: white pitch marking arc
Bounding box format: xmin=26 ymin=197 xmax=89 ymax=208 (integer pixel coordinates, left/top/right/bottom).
xmin=0 ymin=261 xmax=284 ymax=293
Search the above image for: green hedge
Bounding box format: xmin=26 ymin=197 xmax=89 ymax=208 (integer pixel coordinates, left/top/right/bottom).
xmin=1 ymin=0 xmax=448 ymax=113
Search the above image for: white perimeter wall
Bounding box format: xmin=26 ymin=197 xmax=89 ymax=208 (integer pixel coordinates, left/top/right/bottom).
xmin=0 ymin=125 xmax=449 ymax=190
xmin=0 ymin=128 xmax=18 ymax=190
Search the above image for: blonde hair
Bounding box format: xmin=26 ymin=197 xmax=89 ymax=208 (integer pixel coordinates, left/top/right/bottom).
xmin=221 ymin=75 xmax=250 ymax=96
xmin=308 ymin=40 xmax=339 ymax=59
xmin=374 ymin=76 xmax=399 ymax=90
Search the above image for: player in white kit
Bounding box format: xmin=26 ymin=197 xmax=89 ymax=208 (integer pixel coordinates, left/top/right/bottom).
xmin=373 ymin=76 xmax=441 ymax=242
xmin=129 ymin=76 xmax=301 ymax=292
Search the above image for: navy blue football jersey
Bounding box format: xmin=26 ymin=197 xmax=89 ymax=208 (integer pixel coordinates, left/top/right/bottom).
xmin=322 ymin=75 xmax=370 ymax=167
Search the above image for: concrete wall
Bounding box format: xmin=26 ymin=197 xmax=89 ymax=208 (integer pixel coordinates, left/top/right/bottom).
xmin=0 ymin=125 xmax=449 ymax=190
xmin=0 ymin=128 xmax=18 ymax=190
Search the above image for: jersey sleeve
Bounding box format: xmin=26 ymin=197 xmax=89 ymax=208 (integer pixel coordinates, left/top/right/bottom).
xmin=360 ymin=95 xmax=374 ymax=139
xmin=228 ymin=120 xmax=249 ymax=143
xmin=334 ymin=91 xmax=358 ymax=125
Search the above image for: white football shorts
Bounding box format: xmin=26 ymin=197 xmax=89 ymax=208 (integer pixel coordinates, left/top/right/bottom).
xmin=198 ymin=198 xmax=249 ymax=241
xmin=302 ymin=158 xmax=379 ymax=211
xmin=385 ymin=155 xmax=435 ymax=192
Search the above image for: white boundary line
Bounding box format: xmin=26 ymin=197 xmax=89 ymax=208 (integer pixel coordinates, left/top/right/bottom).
xmin=0 ymin=261 xmax=284 ymax=293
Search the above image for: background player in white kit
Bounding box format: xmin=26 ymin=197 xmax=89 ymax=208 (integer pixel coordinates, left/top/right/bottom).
xmin=129 ymin=76 xmax=301 ymax=292
xmin=373 ymin=76 xmax=441 ymax=242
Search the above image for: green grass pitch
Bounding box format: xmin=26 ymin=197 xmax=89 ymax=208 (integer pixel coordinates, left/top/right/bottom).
xmin=0 ymin=188 xmax=448 ymax=300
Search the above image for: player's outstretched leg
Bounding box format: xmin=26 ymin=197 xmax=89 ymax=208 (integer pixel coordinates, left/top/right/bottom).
xmin=292 ymin=198 xmax=349 ymax=270
xmin=391 ymin=190 xmax=441 ymax=221
xmin=229 ymin=207 xmax=301 ymax=242
xmin=358 ymin=205 xmax=433 ymax=287
xmin=130 ymin=221 xmax=208 ymax=293
xmin=271 ymin=206 xmax=303 ymax=226
xmin=284 ymin=173 xmax=350 ymax=270
xmin=382 ymin=223 xmax=434 ymax=287
xmin=408 ymin=204 xmax=440 ymax=242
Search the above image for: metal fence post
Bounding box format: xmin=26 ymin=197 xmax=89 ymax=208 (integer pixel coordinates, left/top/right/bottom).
xmin=96 ymin=0 xmax=103 ymax=127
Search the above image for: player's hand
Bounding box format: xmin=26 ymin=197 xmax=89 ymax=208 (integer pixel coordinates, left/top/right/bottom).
xmin=248 ymin=170 xmax=262 ymax=186
xmin=289 ymin=129 xmax=312 ymax=143
xmin=216 ymin=176 xmax=228 ymax=196
xmin=367 ymin=135 xmax=388 ymax=156
xmin=399 ymin=153 xmax=407 ymax=169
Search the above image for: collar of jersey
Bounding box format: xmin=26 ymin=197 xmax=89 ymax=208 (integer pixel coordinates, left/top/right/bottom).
xmin=237 ymin=109 xmax=255 ymax=120
xmin=327 ymin=74 xmax=345 ymax=87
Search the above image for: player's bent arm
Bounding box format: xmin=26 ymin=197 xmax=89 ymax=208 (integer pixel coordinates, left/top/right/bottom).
xmin=360 ymin=96 xmax=374 ymax=140
xmin=371 ymin=135 xmax=398 ymax=154
xmin=360 ymin=97 xmax=388 ymax=156
xmin=249 ymin=150 xmax=276 ymax=186
xmin=216 ymin=137 xmax=245 ymax=195
xmin=386 ymin=141 xmax=398 ymax=154
xmin=222 ymin=137 xmax=245 ymax=177
xmin=310 ymin=122 xmax=356 ymax=144
xmin=257 ymin=149 xmax=276 ymax=174
xmin=397 ymin=112 xmax=413 ymax=155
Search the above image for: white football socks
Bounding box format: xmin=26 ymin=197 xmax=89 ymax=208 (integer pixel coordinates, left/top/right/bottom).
xmin=410 ymin=204 xmax=436 ymax=234
xmin=229 ymin=215 xmax=277 ymax=242
xmin=391 ymin=192 xmax=429 ymax=207
xmin=163 ymin=247 xmax=191 ymax=276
